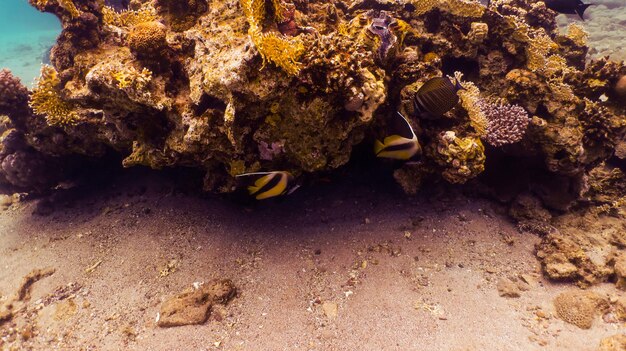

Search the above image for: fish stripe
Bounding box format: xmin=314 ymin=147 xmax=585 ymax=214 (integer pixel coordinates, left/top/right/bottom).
xmin=413 ymin=77 xmax=461 ymax=117
xmin=248 ymin=172 xmax=279 ymax=195
xmin=376 ymin=142 xmax=419 ymax=160
xmin=383 ymin=142 xmax=418 ymax=152
xmin=252 ymin=173 xmax=288 ymax=200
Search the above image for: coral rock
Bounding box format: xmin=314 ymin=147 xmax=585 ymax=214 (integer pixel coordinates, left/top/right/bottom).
xmin=0 ymin=69 xmax=30 ymax=122
xmin=157 ymin=280 xmax=236 ymax=328
xmin=615 ymin=253 xmax=626 ymax=290
xmin=598 ymin=334 xmax=626 ymax=351
xmin=616 ymin=75 xmax=626 ymax=103
xmin=553 ymin=290 xmax=607 ymax=329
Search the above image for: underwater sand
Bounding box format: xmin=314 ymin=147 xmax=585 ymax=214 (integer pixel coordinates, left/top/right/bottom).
xmin=1 ymin=171 xmax=624 ymax=351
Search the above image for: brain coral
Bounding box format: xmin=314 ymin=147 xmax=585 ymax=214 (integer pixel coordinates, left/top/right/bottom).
xmin=553 ymin=290 xmax=607 ymax=329
xmin=127 ymin=21 xmax=168 ymax=57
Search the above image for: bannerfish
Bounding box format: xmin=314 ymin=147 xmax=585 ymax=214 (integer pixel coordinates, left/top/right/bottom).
xmin=374 ymin=112 xmax=421 ymax=160
xmin=236 ymin=171 xmax=299 ymax=200
xmin=413 ymin=76 xmax=464 ymax=119
xmin=545 ymin=0 xmax=593 ymax=20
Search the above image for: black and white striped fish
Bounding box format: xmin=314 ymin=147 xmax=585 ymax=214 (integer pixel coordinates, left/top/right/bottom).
xmin=236 ymin=171 xmax=299 ymax=200
xmin=374 ymin=112 xmax=421 ymax=161
xmin=412 ymin=77 xmax=464 ymax=119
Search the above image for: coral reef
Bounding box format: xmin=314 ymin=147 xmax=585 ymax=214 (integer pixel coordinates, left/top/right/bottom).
xmin=0 ymin=0 xmax=623 ymax=210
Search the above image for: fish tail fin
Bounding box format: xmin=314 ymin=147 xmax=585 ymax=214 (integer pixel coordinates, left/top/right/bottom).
xmin=374 ymin=139 xmax=385 ymax=156
xmin=247 ymin=185 xmax=259 ymax=196
xmin=576 ymin=4 xmax=592 ymax=20
xmin=454 ymin=78 xmax=465 ymax=92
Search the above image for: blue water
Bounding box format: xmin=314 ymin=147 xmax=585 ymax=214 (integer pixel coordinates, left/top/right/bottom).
xmin=0 ymin=0 xmax=61 ymax=85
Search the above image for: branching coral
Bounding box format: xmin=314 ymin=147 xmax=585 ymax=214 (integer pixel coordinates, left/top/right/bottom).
xmin=254 ymin=32 xmax=305 ymax=75
xmin=454 ymin=72 xmax=488 ymax=136
xmin=102 ymin=4 xmax=158 ymax=28
xmin=29 ymin=65 xmax=79 ymax=127
xmin=409 ymin=0 xmax=484 ymax=18
xmin=241 ymin=0 xmax=305 ymax=75
xmin=566 ymin=24 xmax=588 ymax=47
xmin=480 ymin=101 xmax=530 ymax=147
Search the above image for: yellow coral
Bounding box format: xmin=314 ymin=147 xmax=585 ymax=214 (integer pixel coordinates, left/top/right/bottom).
xmin=30 ymin=65 xmax=79 ymax=126
xmin=241 ymin=0 xmax=266 ymax=32
xmin=410 ymin=0 xmax=484 ymax=17
xmin=453 ymin=72 xmax=487 ymax=136
xmin=410 ymin=0 xmax=438 ymax=16
xmin=102 ymin=5 xmax=158 ymax=28
xmin=441 ymin=0 xmax=485 ymax=18
xmin=255 ymin=32 xmax=305 ymax=75
xmin=241 ymin=0 xmax=304 ymax=75
xmin=32 ymin=0 xmax=81 ymax=18
xmin=112 ymin=67 xmax=152 ymax=90
xmin=526 ymin=32 xmax=558 ymax=71
xmin=271 ymin=0 xmax=290 ymax=23
xmin=436 ymin=131 xmax=486 ymax=184
xmin=467 ymin=22 xmax=489 ymax=44
xmin=567 ymin=23 xmax=588 ymax=47
xmin=541 ymin=54 xmax=569 ymax=79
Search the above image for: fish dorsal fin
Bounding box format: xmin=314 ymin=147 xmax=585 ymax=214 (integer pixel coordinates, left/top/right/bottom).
xmin=576 ymin=3 xmax=592 ymax=20
xmin=236 ymin=171 xmax=275 ymax=179
xmin=389 ymin=112 xmax=416 ymax=140
xmin=236 ymin=172 xmax=275 ymax=188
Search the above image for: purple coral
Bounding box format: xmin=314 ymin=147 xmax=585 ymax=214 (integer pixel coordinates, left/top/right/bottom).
xmin=258 ymin=140 xmax=285 ymax=160
xmin=0 ymin=69 xmax=30 ymax=118
xmin=481 ymin=101 xmax=530 ymax=147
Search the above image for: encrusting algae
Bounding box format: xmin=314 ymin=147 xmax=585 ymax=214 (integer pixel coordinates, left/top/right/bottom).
xmin=0 ymin=0 xmax=624 ymax=210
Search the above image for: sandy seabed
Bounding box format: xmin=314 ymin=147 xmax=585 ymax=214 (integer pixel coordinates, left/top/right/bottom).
xmin=1 ymin=170 xmax=625 ymax=351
